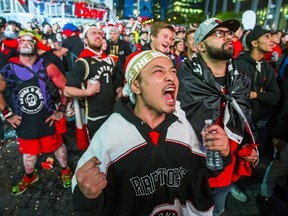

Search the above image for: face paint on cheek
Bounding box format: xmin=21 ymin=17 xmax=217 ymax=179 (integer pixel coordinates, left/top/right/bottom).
xmin=19 ymin=46 xmax=32 ymax=54
xmin=18 ymin=44 xmax=37 ymax=55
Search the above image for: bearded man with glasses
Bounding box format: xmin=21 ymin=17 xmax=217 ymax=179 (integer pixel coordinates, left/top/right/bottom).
xmin=177 ymin=18 xmax=258 ymax=216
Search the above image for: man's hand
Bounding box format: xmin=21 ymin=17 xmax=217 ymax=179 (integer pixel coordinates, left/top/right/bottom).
xmin=203 ymin=124 xmax=230 ymax=157
xmin=242 ymin=144 xmax=258 ymax=164
xmin=249 ymin=91 xmax=257 ymax=99
xmin=86 ymin=80 xmax=100 ymax=96
xmin=76 ymin=157 xmax=108 ymax=199
xmin=7 ymin=115 xmax=22 ymax=128
xmin=115 ymin=87 xmax=123 ymax=101
xmin=250 ymin=88 xmax=264 ymax=100
xmin=45 ymin=111 xmax=64 ymax=127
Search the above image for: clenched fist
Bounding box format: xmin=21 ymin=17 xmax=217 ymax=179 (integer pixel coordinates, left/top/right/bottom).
xmin=76 ymin=157 xmax=108 ymax=199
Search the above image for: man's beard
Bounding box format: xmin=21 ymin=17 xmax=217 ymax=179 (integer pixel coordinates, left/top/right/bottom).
xmin=87 ymin=41 xmax=102 ymax=51
xmin=19 ymin=46 xmax=37 ymax=56
xmin=205 ymin=42 xmax=234 ymax=60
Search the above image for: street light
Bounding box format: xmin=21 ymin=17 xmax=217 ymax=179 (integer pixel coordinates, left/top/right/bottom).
xmin=133 ymin=9 xmax=140 ymax=17
xmin=267 ymin=14 xmax=273 ymax=19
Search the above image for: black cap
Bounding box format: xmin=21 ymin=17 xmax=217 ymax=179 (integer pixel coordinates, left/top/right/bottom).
xmin=42 ymin=21 xmax=51 ymax=27
xmin=139 ymin=30 xmax=148 ymax=36
xmin=7 ymin=20 xmax=17 ymax=25
xmin=0 ymin=17 xmax=7 ymax=27
xmin=246 ymin=25 xmax=270 ymax=50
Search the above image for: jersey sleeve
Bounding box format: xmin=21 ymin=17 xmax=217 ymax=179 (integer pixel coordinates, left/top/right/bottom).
xmin=65 ymin=60 xmax=87 ymax=88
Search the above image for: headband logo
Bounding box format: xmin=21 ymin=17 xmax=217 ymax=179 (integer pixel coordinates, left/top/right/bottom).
xmin=128 ymin=51 xmax=166 ymax=84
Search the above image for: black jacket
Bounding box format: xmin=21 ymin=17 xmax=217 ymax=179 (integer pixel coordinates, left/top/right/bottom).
xmin=236 ymin=52 xmax=280 ymax=125
xmin=72 ymin=98 xmax=214 ymax=215
xmin=177 ymin=55 xmax=252 ymax=143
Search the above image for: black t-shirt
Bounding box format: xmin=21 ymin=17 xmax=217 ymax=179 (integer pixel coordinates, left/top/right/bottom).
xmin=62 ymin=35 xmax=84 ymax=72
xmin=214 ymin=75 xmax=227 ymax=88
xmin=106 ymin=39 xmax=131 ymax=67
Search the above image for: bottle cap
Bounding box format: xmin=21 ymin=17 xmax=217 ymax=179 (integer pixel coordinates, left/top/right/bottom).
xmin=205 ymin=119 xmax=213 ymax=124
xmin=89 ymin=78 xmax=98 ymax=85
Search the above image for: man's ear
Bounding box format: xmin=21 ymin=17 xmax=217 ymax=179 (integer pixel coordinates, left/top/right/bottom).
xmin=84 ymin=38 xmax=88 ymax=45
xmin=197 ymin=42 xmax=205 ymax=52
xmin=131 ymin=80 xmax=141 ymax=95
xmin=251 ymin=40 xmax=258 ymax=48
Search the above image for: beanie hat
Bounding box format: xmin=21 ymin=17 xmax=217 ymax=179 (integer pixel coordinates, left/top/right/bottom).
xmin=82 ymin=25 xmax=101 ymax=38
xmin=194 ymin=18 xmax=240 ymax=46
xmin=62 ymin=23 xmax=79 ymax=38
xmin=245 ymin=25 xmax=269 ymax=50
xmin=122 ymin=50 xmax=173 ymax=104
xmin=62 ymin=29 xmax=74 ymax=38
xmin=63 ymin=23 xmax=78 ymax=32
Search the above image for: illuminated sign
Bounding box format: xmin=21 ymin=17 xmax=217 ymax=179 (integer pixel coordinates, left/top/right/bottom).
xmin=74 ymin=2 xmax=106 ymax=19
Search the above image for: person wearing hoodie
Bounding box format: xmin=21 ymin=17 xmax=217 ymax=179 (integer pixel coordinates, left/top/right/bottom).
xmin=71 ymin=50 xmax=217 ymax=216
xmin=64 ymin=26 xmax=122 ymax=139
xmin=236 ymin=26 xmax=280 ymax=151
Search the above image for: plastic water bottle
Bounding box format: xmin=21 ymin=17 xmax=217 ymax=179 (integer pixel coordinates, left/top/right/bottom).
xmin=89 ymin=77 xmax=99 ymax=85
xmin=202 ymin=119 xmax=223 ymax=170
xmin=89 ymin=78 xmax=99 ymax=96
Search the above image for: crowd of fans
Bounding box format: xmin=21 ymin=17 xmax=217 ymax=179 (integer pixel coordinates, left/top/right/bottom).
xmin=0 ymin=14 xmax=288 ymax=215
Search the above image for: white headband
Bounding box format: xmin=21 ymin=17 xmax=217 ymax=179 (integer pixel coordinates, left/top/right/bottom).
xmin=123 ymin=50 xmax=172 ymax=104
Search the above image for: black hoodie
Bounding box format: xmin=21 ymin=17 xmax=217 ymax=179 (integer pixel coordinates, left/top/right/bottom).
xmin=236 ymin=51 xmax=280 ymax=125
xmin=72 ymin=97 xmax=214 ymax=216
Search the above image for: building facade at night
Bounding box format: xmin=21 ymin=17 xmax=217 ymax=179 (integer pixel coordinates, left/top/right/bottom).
xmin=112 ymin=0 xmax=287 ymax=30
xmin=113 ymin=0 xmax=154 ymax=20
xmin=0 ymin=0 xmax=286 ymax=30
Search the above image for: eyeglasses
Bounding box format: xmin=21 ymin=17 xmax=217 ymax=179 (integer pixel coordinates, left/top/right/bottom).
xmin=212 ymin=30 xmax=234 ymax=38
xmin=18 ymin=39 xmax=36 ymax=44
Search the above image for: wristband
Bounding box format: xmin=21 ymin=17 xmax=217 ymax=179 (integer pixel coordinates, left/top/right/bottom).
xmin=1 ymin=107 xmax=14 ymax=119
xmin=58 ymin=104 xmax=67 ymax=113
